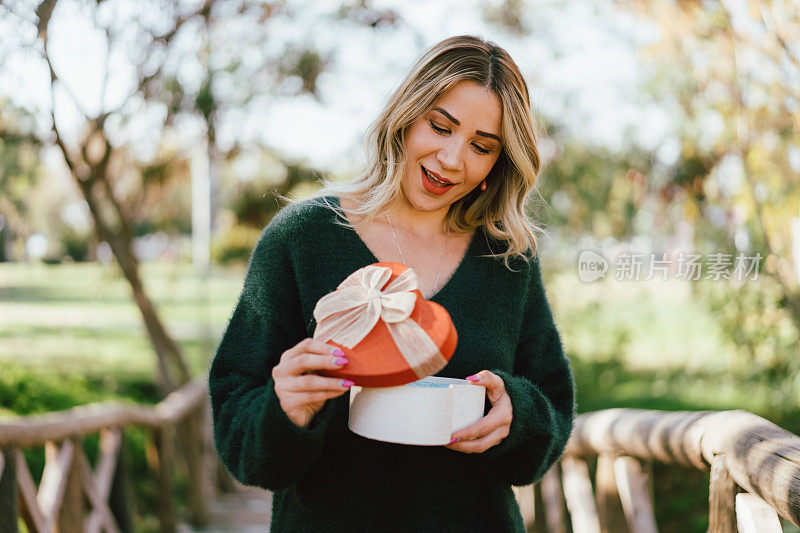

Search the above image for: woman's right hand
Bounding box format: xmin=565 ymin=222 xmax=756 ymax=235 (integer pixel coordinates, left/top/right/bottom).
xmin=272 ymin=338 xmax=353 ymax=429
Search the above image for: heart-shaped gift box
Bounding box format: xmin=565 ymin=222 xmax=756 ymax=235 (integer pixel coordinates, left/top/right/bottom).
xmin=313 ymin=261 xmax=457 ymax=387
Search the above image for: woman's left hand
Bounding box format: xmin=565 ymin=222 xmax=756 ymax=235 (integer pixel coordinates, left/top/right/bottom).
xmin=445 ymin=370 xmax=513 ymax=453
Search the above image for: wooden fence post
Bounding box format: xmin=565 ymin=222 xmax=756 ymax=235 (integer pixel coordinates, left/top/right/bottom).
xmin=614 ymin=456 xmax=658 ymax=533
xmin=540 ymin=464 xmax=567 ymax=533
xmin=43 ymin=438 xmax=84 ymax=533
xmin=513 ymin=484 xmax=536 ymax=529
xmin=562 ymin=455 xmax=601 ymax=533
xmin=735 ymin=493 xmax=782 ymax=533
xmin=203 ymin=398 xmax=236 ymax=495
xmin=148 ymin=425 xmax=176 ymax=533
xmin=596 ymin=453 xmax=628 ymax=533
xmin=532 ymin=482 xmax=547 ymax=532
xmin=109 ymin=430 xmax=134 ymax=533
xmin=64 ymin=439 xmax=85 ymax=533
xmin=708 ymin=455 xmax=737 ymax=533
xmin=182 ymin=407 xmax=209 ymax=526
xmin=0 ymin=447 xmax=18 ymax=533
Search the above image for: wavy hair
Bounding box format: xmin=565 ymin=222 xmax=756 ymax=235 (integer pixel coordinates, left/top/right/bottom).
xmin=289 ymin=34 xmax=546 ymax=269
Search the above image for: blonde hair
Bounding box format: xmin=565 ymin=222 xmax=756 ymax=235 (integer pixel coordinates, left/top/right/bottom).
xmin=289 ymin=34 xmax=546 ymax=269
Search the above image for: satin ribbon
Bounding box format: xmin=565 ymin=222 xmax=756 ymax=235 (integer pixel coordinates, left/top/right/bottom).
xmin=313 ymin=265 xmax=447 ymax=378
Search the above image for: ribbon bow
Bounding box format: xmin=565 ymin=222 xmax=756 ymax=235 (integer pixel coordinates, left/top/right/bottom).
xmin=313 ymin=265 xmax=447 ymax=378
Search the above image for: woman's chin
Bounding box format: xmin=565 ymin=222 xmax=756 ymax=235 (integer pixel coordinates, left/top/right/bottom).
xmin=407 ymin=194 xmax=451 ymax=213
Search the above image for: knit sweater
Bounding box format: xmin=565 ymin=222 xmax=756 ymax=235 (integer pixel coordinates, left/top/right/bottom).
xmin=208 ymin=195 xmax=575 ymax=532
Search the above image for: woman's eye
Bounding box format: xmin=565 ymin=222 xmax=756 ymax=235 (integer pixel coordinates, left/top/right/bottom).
xmin=429 ymin=120 xmax=449 ymax=134
xmin=429 ymin=119 xmax=492 ymax=155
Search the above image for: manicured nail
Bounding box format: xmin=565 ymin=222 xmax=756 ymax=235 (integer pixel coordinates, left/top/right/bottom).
xmin=465 ymin=374 xmax=480 ymax=382
xmin=333 ymin=357 xmax=349 ymax=366
xmin=340 ymin=379 xmax=355 ymax=388
xmin=332 ymin=348 xmax=345 ymax=357
xmin=448 ymin=437 xmax=459 ymax=445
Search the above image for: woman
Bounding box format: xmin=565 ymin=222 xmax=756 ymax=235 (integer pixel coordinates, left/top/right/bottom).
xmin=209 ymin=34 xmax=575 ymax=531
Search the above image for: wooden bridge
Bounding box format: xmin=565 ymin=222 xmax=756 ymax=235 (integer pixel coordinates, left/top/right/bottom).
xmin=1 ymin=376 xmax=798 ymax=532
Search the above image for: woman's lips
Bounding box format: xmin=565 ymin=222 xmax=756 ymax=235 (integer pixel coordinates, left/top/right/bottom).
xmin=426 ymin=166 xmax=451 ymax=184
xmin=421 ymin=165 xmax=453 ymax=195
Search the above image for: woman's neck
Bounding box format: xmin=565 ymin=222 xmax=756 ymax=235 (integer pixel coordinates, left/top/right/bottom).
xmin=384 ymin=197 xmax=449 ymax=240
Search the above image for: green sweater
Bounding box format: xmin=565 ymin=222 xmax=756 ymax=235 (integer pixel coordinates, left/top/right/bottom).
xmin=208 ymin=196 xmax=575 ymax=531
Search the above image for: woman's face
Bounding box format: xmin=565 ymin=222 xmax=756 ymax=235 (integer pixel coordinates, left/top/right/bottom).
xmin=399 ymin=80 xmax=504 ymax=216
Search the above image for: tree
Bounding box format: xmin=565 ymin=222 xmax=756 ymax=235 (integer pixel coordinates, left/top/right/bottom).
xmin=0 ymin=0 xmax=402 ymax=394
xmin=0 ymin=99 xmax=44 ymax=261
xmin=27 ymin=0 xmax=218 ymax=394
xmin=620 ymin=0 xmax=800 ymax=369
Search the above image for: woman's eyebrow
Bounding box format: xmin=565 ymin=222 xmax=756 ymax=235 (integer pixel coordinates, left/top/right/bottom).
xmin=432 ymin=106 xmax=501 ymax=142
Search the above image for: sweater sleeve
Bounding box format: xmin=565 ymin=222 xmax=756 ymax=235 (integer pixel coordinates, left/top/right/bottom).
xmin=208 ymin=212 xmax=336 ymax=491
xmin=478 ymin=255 xmax=576 ymax=487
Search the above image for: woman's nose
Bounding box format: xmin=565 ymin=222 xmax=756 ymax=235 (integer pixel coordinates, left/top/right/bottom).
xmin=436 ymin=138 xmax=465 ymax=171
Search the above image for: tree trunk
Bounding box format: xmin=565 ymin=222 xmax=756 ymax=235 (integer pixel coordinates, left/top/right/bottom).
xmin=53 ymin=121 xmax=190 ymax=396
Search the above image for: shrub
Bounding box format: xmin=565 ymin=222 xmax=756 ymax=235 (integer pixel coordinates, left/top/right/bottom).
xmin=211 ymin=224 xmax=262 ymax=264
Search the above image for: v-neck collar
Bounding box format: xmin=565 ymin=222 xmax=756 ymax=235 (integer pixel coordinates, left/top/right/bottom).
xmin=327 ymin=195 xmax=482 ymax=303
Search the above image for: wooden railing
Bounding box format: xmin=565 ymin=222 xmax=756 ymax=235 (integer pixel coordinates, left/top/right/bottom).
xmin=0 ymin=377 xmax=226 ymax=533
xmin=4 ymin=383 xmax=799 ymax=533
xmin=514 ymin=409 xmax=800 ymax=532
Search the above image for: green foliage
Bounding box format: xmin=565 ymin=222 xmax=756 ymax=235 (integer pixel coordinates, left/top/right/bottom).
xmin=671 ymin=142 xmax=717 ymax=203
xmin=0 ymin=100 xmax=43 ymax=205
xmin=228 ymin=179 xmax=277 ymax=229
xmin=697 ymin=277 xmax=800 ymax=382
xmin=276 ymin=46 xmax=331 ymax=97
xmin=536 ymin=135 xmax=654 ymax=241
xmin=558 ymin=300 xmax=632 ymax=364
xmin=0 ymin=99 xmax=45 ymax=260
xmin=0 ymin=365 xmax=158 ymax=418
xmin=195 ymin=75 xmax=216 ymax=124
xmin=56 ymin=224 xmax=93 ymax=262
xmin=211 ymin=224 xmax=262 ymax=264
xmin=0 ymin=366 xmax=98 ymax=417
xmin=133 ymin=153 xmax=193 ymax=236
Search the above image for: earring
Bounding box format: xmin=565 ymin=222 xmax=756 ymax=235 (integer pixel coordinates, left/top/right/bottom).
xmin=480 ymin=180 xmax=487 ymax=191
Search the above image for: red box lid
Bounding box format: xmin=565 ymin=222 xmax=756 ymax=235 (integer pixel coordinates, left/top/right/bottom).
xmin=314 ymin=262 xmax=457 ymax=387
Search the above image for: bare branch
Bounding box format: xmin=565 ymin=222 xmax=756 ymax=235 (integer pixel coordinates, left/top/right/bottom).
xmin=51 ymin=116 xmax=76 ymax=174
xmin=42 ymin=38 xmax=92 ymax=121
xmin=99 ymin=27 xmax=111 ymax=116
xmin=757 ymin=1 xmax=800 ymax=75
xmin=104 ymin=0 xmax=217 ymax=117
xmin=35 ymin=0 xmax=57 ymax=39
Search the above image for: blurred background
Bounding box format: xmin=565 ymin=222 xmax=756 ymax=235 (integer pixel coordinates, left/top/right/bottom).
xmin=1 ymin=0 xmax=798 ymax=531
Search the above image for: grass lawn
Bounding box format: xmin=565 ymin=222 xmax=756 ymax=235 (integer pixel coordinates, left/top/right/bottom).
xmin=1 ymin=260 xmax=798 ymax=532
xmin=0 ymin=261 xmax=243 ymax=387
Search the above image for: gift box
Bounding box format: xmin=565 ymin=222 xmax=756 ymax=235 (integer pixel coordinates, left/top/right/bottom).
xmin=348 ymin=376 xmax=486 ymax=445
xmin=314 ymin=261 xmax=458 ymax=387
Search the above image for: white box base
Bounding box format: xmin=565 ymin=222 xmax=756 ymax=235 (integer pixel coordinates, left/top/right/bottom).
xmin=347 ymin=376 xmax=486 ymax=445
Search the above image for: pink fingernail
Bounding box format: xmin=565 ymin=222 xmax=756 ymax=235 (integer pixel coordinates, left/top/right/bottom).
xmin=340 ymin=379 xmax=355 ymax=388
xmin=465 ymin=374 xmax=480 ymax=382
xmin=448 ymin=437 xmax=459 ymax=445
xmin=332 ymin=348 xmax=345 ymax=357
xmin=333 ymin=357 xmax=348 ymax=366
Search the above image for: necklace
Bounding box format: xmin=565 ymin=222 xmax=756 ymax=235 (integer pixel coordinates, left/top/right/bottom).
xmin=387 ymin=215 xmax=449 ymax=295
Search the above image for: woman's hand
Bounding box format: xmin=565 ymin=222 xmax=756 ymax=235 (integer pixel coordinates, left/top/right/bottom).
xmin=272 ymin=338 xmax=352 ymax=429
xmin=445 ymin=370 xmax=513 ymax=453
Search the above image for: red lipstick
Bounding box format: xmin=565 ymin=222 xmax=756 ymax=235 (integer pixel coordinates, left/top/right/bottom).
xmin=421 ymin=165 xmax=453 ymax=195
